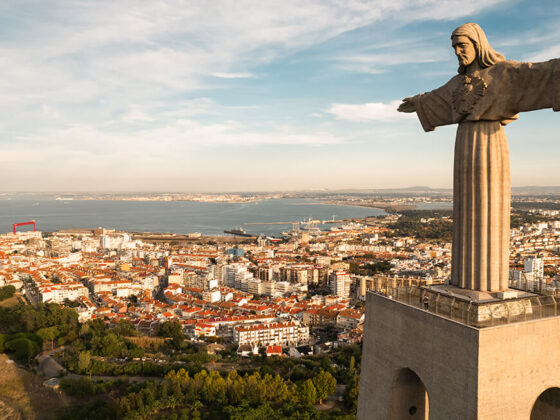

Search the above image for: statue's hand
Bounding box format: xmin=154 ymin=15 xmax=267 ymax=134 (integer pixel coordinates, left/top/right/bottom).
xmin=397 ymin=97 xmax=416 ymax=113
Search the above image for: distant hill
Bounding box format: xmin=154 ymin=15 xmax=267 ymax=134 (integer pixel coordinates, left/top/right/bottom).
xmin=312 ymin=186 xmax=560 ymax=196
xmin=511 ymin=186 xmax=560 ymax=195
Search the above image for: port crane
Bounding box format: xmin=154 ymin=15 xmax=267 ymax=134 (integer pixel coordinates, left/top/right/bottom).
xmin=13 ymin=220 xmax=36 ymax=234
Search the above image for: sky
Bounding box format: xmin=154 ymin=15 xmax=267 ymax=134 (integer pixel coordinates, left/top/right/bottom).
xmin=2 ymin=0 xmax=560 ymax=192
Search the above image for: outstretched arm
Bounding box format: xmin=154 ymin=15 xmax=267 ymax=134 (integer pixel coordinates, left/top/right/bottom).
xmin=396 ymin=81 xmax=456 ymax=132
xmin=397 ymin=97 xmax=416 ymax=113
xmin=509 ymin=59 xmax=560 ymax=114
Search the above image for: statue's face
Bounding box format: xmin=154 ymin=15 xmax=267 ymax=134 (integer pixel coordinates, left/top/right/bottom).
xmin=452 ymin=35 xmax=477 ymax=67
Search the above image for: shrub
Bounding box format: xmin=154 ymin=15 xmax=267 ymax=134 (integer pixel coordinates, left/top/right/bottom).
xmin=0 ymin=285 xmax=16 ymax=301
xmin=4 ymin=338 xmax=40 ymax=363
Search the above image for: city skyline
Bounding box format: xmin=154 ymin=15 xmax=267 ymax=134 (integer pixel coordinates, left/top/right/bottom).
xmin=3 ymin=0 xmax=560 ymax=192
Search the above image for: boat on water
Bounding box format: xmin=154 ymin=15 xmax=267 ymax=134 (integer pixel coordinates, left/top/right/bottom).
xmin=224 ymin=227 xmax=253 ymax=237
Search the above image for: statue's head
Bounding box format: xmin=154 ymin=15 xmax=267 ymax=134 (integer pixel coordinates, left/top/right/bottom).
xmin=451 ymin=23 xmax=505 ymax=74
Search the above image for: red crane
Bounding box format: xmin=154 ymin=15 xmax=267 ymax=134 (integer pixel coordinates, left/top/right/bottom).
xmin=13 ymin=220 xmax=36 ymax=234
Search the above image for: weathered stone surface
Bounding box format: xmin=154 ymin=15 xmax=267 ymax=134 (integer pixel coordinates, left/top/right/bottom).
xmin=357 ymin=292 xmax=560 ymax=419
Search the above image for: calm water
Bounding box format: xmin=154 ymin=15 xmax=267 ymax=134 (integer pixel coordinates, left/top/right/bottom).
xmin=0 ymin=198 xmax=387 ymax=236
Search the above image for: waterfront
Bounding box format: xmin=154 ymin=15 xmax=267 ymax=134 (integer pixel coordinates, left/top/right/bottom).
xmin=0 ymin=198 xmax=388 ymax=236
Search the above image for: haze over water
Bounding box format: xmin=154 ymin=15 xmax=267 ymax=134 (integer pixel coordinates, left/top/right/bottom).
xmin=0 ymin=198 xmax=388 ymax=236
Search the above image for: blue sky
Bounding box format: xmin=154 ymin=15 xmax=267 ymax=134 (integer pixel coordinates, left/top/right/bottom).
xmin=2 ymin=0 xmax=560 ymax=192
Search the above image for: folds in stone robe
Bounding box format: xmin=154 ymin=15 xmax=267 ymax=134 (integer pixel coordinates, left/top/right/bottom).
xmin=410 ymin=59 xmax=560 ymax=292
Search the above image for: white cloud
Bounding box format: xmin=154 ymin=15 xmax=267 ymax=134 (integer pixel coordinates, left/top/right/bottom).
xmin=327 ymin=101 xmax=415 ymax=122
xmin=334 ymin=50 xmax=450 ymax=74
xmin=211 ymin=72 xmax=256 ymax=79
xmin=0 ymin=0 xmax=509 ymax=107
xmin=525 ymin=44 xmax=560 ymax=62
xmin=0 ymin=0 xmax=510 ymax=190
xmin=121 ymin=106 xmax=155 ymax=124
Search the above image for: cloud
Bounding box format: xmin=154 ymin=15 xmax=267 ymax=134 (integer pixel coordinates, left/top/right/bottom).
xmin=121 ymin=106 xmax=155 ymax=124
xmin=211 ymin=72 xmax=256 ymax=79
xmin=524 ymin=44 xmax=560 ymax=62
xmin=327 ymin=101 xmax=414 ymax=122
xmin=0 ymin=0 xmax=510 ymax=107
xmin=333 ymin=50 xmax=449 ymax=74
xmin=0 ymin=0 xmax=510 ymax=190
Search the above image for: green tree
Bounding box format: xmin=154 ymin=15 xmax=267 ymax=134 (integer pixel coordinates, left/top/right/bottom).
xmin=0 ymin=285 xmax=16 ymax=301
xmin=349 ymin=355 xmax=356 ymax=374
xmin=159 ymin=379 xmax=169 ymax=401
xmin=179 ymin=408 xmax=189 ymax=420
xmin=344 ymin=374 xmax=360 ymax=411
xmin=190 ymin=400 xmax=202 ymax=420
xmin=90 ymin=318 xmax=107 ymax=335
xmin=37 ymin=326 xmax=58 ymax=350
xmin=101 ymin=333 xmax=123 ymax=357
xmin=202 ymin=370 xmax=226 ymax=404
xmin=298 ymin=379 xmax=317 ymax=406
xmin=157 ymin=321 xmax=183 ymax=338
xmin=79 ymin=322 xmax=90 ymax=337
xmin=243 ymin=372 xmax=266 ymax=405
xmin=225 ymin=403 xmax=277 ymax=420
xmin=157 ymin=321 xmax=184 ymax=349
xmin=226 ymin=370 xmax=245 ymax=404
xmin=312 ymin=369 xmax=336 ymax=404
xmin=171 ymin=380 xmax=183 ymax=408
xmin=78 ymin=351 xmax=92 ymax=375
xmin=4 ymin=337 xmax=39 ymax=365
xmin=262 ymin=374 xmax=288 ymax=402
xmin=114 ymin=320 xmax=137 ymax=337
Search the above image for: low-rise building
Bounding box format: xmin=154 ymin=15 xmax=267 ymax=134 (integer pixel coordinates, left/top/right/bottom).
xmin=233 ymin=321 xmax=309 ymax=346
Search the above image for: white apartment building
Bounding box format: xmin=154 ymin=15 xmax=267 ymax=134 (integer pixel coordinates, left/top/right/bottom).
xmin=262 ymin=281 xmax=276 ymax=295
xmin=167 ymin=271 xmax=183 ymax=285
xmin=139 ymin=275 xmax=158 ymax=291
xmin=524 ymin=256 xmax=544 ymax=281
xmin=337 ymin=309 xmax=365 ymax=330
xmin=248 ymin=278 xmax=263 ymax=295
xmin=233 ymin=321 xmax=309 ymax=346
xmin=275 ymin=281 xmax=292 ymax=295
xmin=100 ymin=233 xmax=131 ymax=250
xmin=223 ymin=264 xmax=252 ymax=288
xmin=202 ymin=288 xmax=221 ymax=303
xmin=330 ymin=271 xmax=352 ymax=298
xmin=39 ymin=282 xmax=89 ymax=303
xmin=205 ymin=278 xmax=218 ymax=290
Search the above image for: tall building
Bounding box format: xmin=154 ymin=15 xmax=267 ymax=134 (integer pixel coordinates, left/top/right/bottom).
xmin=223 ymin=263 xmax=252 ymax=290
xmin=524 ymin=256 xmax=544 ymax=281
xmin=330 ymin=271 xmax=351 ymax=298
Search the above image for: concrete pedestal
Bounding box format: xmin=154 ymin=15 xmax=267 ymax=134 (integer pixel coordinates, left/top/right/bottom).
xmin=357 ymin=291 xmax=560 ymax=420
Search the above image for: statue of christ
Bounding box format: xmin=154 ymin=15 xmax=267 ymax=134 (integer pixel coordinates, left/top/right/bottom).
xmin=398 ymin=23 xmax=560 ymax=292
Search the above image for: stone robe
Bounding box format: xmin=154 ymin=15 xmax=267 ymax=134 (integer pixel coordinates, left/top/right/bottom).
xmin=412 ymin=59 xmax=560 ymax=291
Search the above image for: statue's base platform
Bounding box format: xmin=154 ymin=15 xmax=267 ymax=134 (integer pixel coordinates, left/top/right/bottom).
xmin=421 ymin=284 xmax=538 ymax=327
xmin=357 ymin=290 xmax=560 ymax=420
xmin=389 ymin=284 xmax=556 ymax=328
xmin=427 ymin=283 xmax=535 ymax=302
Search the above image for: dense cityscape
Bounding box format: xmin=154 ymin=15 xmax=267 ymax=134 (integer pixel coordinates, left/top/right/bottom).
xmin=1 ymin=194 xmax=560 ymax=418
xmin=3 ymin=1 xmax=560 ymax=418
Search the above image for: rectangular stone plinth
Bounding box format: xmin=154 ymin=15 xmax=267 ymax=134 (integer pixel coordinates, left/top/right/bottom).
xmin=390 ymin=284 xmax=555 ymax=329
xmin=421 ymin=284 xmax=539 ymax=328
xmin=357 ymin=291 xmax=560 ymax=420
